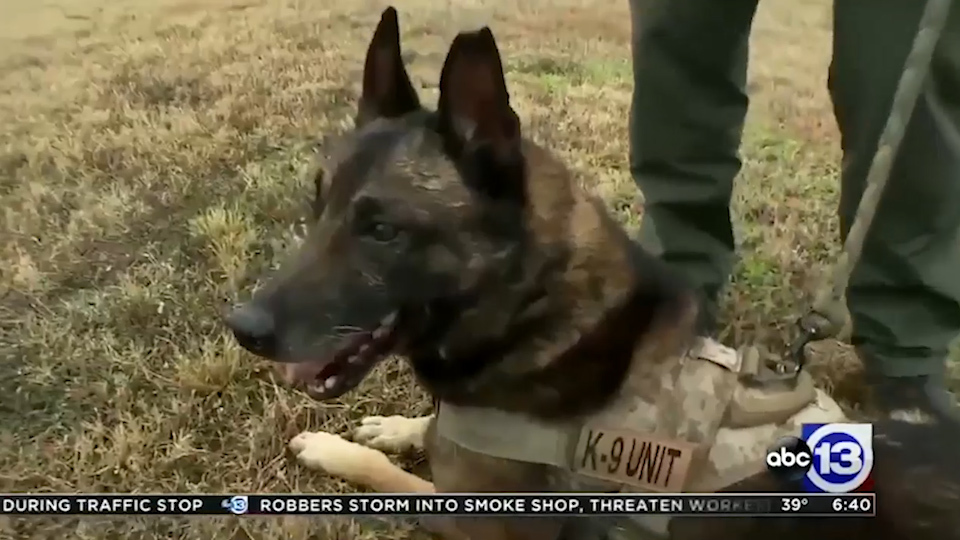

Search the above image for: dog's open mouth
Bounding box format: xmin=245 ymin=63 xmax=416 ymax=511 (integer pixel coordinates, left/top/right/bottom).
xmin=275 ymin=311 xmax=400 ymax=400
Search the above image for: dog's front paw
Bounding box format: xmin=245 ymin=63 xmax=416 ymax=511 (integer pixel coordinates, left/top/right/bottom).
xmin=289 ymin=431 xmax=386 ymax=481
xmin=354 ymin=415 xmax=430 ymax=452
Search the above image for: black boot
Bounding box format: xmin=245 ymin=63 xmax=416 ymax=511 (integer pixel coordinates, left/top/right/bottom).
xmin=865 ymin=373 xmax=960 ymax=426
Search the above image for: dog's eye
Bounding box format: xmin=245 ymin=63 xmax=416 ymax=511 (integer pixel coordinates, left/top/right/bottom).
xmin=367 ymin=221 xmax=400 ymax=242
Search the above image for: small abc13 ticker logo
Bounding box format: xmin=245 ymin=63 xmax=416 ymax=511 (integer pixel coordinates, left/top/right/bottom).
xmin=765 ymin=423 xmax=874 ymax=493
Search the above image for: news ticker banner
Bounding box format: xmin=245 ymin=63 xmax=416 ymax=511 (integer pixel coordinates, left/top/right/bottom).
xmin=2 ymin=493 xmax=874 ymax=517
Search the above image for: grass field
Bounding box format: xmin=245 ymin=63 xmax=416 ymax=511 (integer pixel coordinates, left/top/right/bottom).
xmin=1 ymin=0 xmax=957 ymax=538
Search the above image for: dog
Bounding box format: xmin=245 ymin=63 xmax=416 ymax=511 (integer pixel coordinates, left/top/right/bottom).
xmin=224 ymin=7 xmax=960 ymax=540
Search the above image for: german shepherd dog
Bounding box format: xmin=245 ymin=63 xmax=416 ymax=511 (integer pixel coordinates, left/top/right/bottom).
xmin=224 ymin=8 xmax=960 ymax=540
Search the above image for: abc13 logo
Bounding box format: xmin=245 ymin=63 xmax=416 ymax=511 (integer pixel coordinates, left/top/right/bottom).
xmin=766 ymin=423 xmax=874 ymax=493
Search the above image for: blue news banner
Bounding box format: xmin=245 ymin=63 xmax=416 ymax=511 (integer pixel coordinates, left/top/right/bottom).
xmin=1 ymin=493 xmax=874 ymax=517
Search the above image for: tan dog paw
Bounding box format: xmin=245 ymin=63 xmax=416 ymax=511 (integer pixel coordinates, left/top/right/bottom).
xmin=289 ymin=431 xmax=387 ymax=481
xmin=354 ymin=415 xmax=432 ymax=452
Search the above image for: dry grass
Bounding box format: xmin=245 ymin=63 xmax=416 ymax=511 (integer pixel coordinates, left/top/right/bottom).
xmin=0 ymin=0 xmax=956 ymax=538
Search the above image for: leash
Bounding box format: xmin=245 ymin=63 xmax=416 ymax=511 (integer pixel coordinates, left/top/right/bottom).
xmin=774 ymin=0 xmax=957 ymax=380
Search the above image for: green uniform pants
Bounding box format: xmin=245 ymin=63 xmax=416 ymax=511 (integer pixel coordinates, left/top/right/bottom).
xmin=629 ymin=0 xmax=960 ymax=377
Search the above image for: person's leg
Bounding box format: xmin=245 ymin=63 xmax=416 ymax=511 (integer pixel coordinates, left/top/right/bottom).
xmin=628 ymin=0 xmax=759 ymax=334
xmin=830 ymin=0 xmax=960 ymax=420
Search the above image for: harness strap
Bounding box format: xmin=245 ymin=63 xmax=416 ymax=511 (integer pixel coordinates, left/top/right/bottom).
xmin=435 ymin=402 xmax=579 ymax=468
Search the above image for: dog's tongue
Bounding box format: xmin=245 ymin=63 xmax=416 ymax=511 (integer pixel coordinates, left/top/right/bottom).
xmin=269 ymin=334 xmax=364 ymax=385
xmin=271 ymin=313 xmax=400 ymax=399
xmin=271 ymin=360 xmax=334 ymax=387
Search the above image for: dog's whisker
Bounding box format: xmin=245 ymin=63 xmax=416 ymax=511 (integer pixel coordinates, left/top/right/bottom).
xmin=332 ymin=325 xmax=364 ymax=334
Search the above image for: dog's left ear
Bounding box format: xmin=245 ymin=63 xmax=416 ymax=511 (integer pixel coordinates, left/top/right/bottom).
xmin=357 ymin=7 xmax=422 ymax=127
xmin=436 ymin=27 xmax=525 ymax=204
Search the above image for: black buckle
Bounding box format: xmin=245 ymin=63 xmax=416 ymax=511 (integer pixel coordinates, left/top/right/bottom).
xmin=788 ymin=311 xmax=834 ymax=372
xmin=788 ymin=323 xmax=816 ymax=374
xmin=743 ymin=314 xmax=830 ymax=387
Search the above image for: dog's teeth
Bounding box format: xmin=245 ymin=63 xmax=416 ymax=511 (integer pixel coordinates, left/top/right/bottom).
xmin=348 ymin=354 xmax=362 ymax=364
xmin=358 ymin=344 xmax=370 ymax=355
xmin=324 ymin=376 xmax=338 ymax=389
xmin=307 ymin=384 xmax=325 ymax=394
xmin=381 ymin=312 xmax=397 ymax=327
xmin=373 ymin=326 xmax=388 ymax=339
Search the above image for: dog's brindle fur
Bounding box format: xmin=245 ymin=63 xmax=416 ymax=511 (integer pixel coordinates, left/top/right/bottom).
xmin=227 ymin=8 xmax=960 ymax=540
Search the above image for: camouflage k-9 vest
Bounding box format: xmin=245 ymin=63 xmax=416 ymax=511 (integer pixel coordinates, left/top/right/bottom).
xmin=434 ymin=337 xmax=847 ymax=539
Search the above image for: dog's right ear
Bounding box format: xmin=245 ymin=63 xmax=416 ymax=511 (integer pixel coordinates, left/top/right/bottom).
xmin=436 ymin=27 xmax=525 ymax=204
xmin=356 ymin=7 xmax=421 ymax=127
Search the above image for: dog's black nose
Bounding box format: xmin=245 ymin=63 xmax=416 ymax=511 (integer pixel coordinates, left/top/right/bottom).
xmin=224 ymin=304 xmax=278 ymax=358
